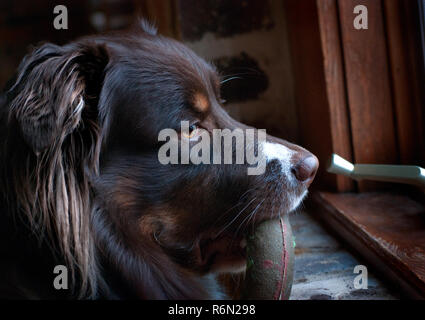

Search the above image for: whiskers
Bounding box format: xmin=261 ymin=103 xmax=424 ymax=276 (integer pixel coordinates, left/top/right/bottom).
xmin=227 ymin=198 xmax=266 ymax=252
xmin=214 ymin=196 xmax=258 ymax=239
xmin=220 ymin=76 xmax=242 ymax=84
xmin=220 ymin=68 xmax=264 ymax=85
xmin=210 ymin=187 xmax=259 ymax=233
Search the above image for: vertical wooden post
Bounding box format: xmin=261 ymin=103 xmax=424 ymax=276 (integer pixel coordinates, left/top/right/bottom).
xmin=383 ymin=0 xmax=425 ymax=166
xmin=338 ymin=0 xmax=398 ymax=191
xmin=316 ymin=0 xmax=354 ymax=192
xmin=284 ymin=0 xmax=354 ymax=192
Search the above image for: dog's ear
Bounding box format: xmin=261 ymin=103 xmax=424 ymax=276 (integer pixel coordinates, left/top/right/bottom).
xmin=7 ymin=42 xmax=109 ymax=154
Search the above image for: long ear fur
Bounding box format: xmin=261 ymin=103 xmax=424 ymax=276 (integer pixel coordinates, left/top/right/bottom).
xmin=8 ymin=43 xmax=108 ymax=154
xmin=6 ymin=42 xmax=109 ymax=298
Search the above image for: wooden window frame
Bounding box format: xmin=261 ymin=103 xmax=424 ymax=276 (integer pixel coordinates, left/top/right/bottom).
xmin=284 ymin=0 xmax=425 ymax=298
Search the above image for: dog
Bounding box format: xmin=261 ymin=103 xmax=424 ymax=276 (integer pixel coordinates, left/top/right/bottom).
xmin=0 ymin=22 xmax=318 ymax=299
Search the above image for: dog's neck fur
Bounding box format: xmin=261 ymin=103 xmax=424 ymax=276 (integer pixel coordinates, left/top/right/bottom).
xmin=0 ymin=196 xmax=226 ymax=299
xmin=0 ymin=96 xmax=226 ymax=299
xmin=92 ymin=206 xmax=227 ymax=299
xmin=0 ymin=149 xmax=223 ymax=299
xmin=0 ymin=205 xmax=225 ymax=300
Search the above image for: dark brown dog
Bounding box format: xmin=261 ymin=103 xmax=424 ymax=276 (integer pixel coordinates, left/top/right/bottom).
xmin=0 ymin=22 xmax=318 ymax=299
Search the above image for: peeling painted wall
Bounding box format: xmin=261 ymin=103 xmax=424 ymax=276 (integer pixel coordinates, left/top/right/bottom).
xmin=177 ymin=0 xmax=299 ymax=142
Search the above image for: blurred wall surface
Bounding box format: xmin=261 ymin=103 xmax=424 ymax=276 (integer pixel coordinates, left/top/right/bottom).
xmin=0 ymin=0 xmax=299 ymax=142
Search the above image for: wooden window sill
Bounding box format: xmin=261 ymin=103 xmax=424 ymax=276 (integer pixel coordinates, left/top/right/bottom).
xmin=311 ymin=191 xmax=425 ymax=299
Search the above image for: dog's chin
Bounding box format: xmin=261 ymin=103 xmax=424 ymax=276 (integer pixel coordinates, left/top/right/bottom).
xmin=194 ymin=191 xmax=309 ymax=274
xmin=288 ymin=190 xmax=308 ymax=213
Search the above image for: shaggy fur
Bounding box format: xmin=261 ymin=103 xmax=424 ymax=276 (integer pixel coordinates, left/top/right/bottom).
xmin=0 ymin=23 xmax=317 ymax=299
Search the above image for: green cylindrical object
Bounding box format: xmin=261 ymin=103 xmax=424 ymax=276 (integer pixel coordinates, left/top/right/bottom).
xmin=242 ymin=216 xmax=294 ymax=300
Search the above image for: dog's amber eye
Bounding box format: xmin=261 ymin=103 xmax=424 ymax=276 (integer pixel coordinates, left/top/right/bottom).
xmin=182 ymin=124 xmax=200 ymax=139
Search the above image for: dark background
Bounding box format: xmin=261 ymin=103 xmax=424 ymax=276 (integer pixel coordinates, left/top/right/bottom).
xmin=0 ymin=0 xmax=299 ymax=142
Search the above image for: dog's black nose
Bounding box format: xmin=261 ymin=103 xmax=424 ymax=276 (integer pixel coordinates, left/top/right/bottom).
xmin=292 ymin=155 xmax=319 ymax=184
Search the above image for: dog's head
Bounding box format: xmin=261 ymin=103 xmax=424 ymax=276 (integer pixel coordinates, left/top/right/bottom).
xmin=4 ymin=23 xmax=318 ymax=298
